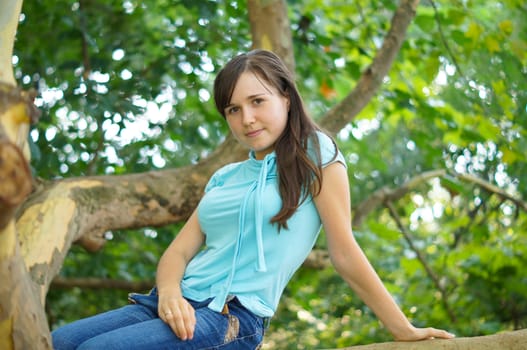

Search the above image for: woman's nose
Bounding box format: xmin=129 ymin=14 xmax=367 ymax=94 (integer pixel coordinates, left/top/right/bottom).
xmin=241 ymin=109 xmax=256 ymax=125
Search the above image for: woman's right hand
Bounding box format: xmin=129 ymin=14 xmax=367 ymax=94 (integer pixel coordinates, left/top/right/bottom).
xmin=155 ymin=209 xmax=204 ymax=340
xmin=158 ymin=292 xmax=196 ymax=341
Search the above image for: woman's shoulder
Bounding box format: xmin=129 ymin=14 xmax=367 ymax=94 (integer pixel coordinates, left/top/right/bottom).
xmin=310 ymin=130 xmax=347 ymax=167
xmin=313 ymin=130 xmax=335 ymax=149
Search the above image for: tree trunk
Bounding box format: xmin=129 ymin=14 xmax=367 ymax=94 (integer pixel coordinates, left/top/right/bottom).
xmin=0 ymin=0 xmax=21 ymax=85
xmin=1 ymin=1 xmax=51 ymax=347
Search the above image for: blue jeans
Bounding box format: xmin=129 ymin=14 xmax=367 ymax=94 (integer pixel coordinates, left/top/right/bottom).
xmin=52 ymin=289 xmax=266 ymax=349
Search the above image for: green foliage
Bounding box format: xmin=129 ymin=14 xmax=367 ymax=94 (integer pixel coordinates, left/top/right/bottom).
xmin=13 ymin=0 xmax=527 ymax=348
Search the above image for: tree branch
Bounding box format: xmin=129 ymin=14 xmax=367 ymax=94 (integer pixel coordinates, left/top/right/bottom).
xmin=353 ymin=169 xmax=527 ymax=228
xmin=319 ymin=0 xmax=420 ymax=133
xmin=455 ymin=172 xmax=527 ymax=212
xmin=51 ymin=276 xmax=154 ymax=292
xmin=340 ymin=328 xmax=527 ymax=349
xmin=353 ymin=170 xmax=446 ymax=227
xmin=248 ymin=0 xmax=295 ymax=73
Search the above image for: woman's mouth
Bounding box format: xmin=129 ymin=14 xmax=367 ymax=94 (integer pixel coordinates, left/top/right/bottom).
xmin=246 ymin=129 xmax=263 ymax=137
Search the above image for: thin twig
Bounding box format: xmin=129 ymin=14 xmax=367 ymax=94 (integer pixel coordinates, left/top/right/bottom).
xmin=428 ymin=0 xmax=466 ymax=80
xmin=385 ymin=200 xmax=457 ymax=323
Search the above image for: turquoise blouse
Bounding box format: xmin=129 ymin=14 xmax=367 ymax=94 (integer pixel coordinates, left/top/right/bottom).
xmin=180 ymin=131 xmax=347 ymax=317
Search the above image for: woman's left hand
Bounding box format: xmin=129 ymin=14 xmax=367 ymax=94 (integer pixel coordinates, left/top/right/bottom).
xmin=394 ymin=325 xmax=455 ymax=341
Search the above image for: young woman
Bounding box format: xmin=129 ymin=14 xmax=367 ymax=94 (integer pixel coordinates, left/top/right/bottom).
xmin=52 ymin=49 xmax=454 ymax=349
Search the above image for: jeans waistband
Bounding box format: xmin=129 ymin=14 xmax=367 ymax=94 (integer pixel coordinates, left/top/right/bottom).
xmin=224 ymin=296 xmax=271 ymax=329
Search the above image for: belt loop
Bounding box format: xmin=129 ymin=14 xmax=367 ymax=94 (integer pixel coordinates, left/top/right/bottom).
xmin=263 ymin=317 xmax=271 ymax=329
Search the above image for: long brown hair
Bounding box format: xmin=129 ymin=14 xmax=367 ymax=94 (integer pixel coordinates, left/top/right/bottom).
xmin=213 ymin=49 xmax=331 ymax=229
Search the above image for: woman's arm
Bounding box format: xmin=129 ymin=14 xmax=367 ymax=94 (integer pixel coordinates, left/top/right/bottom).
xmin=314 ymin=162 xmax=454 ymax=341
xmin=156 ymin=208 xmax=205 ymax=341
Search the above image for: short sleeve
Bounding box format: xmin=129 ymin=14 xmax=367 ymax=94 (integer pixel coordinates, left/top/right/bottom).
xmin=204 ymin=172 xmax=221 ymax=193
xmin=203 ymin=162 xmax=239 ymax=193
xmin=312 ymin=131 xmax=347 ymax=169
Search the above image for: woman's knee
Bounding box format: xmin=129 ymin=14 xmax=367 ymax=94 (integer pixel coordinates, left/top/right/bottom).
xmin=51 ymin=327 xmax=80 ymax=350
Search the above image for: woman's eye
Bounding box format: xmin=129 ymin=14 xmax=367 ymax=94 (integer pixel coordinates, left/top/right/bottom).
xmin=253 ymin=98 xmax=264 ymax=105
xmin=227 ymin=106 xmax=239 ymax=114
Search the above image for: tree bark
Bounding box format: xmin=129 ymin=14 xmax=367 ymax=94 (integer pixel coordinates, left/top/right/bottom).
xmin=340 ymin=328 xmax=527 ymax=350
xmin=248 ymin=0 xmax=295 ymax=73
xmin=0 ymin=222 xmax=51 ymax=350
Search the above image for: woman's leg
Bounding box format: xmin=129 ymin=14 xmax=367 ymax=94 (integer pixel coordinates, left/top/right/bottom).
xmin=52 ymin=291 xmax=265 ymax=350
xmin=52 ymin=303 xmax=156 ymax=350
xmin=75 ymin=306 xmax=224 ymax=349
xmin=73 ymin=298 xmax=264 ymax=350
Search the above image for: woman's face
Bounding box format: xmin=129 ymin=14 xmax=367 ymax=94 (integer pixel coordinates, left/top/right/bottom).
xmin=223 ymin=72 xmax=289 ymax=160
